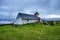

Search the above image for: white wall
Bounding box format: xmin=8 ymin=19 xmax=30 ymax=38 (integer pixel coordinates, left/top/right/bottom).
xmin=22 ymin=19 xmax=38 ymax=24
xmin=15 ymin=17 xmax=23 ymax=25
xmin=15 ymin=17 xmax=39 ymax=25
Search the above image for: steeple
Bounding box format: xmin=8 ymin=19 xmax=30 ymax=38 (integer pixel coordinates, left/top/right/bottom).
xmin=34 ymin=12 xmax=40 ymax=18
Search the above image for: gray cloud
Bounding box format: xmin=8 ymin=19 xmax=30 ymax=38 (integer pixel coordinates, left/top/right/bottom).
xmin=0 ymin=0 xmax=60 ymax=19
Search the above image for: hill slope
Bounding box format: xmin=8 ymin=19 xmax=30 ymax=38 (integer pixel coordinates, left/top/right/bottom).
xmin=0 ymin=23 xmax=60 ymax=40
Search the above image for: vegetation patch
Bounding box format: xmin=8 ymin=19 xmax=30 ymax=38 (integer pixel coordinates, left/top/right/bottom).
xmin=0 ymin=23 xmax=60 ymax=40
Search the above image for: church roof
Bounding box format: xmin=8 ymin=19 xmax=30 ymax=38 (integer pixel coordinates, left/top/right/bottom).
xmin=16 ymin=13 xmax=40 ymax=20
xmin=34 ymin=12 xmax=40 ymax=15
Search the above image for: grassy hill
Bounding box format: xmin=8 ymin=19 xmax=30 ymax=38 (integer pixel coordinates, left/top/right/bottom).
xmin=0 ymin=23 xmax=60 ymax=40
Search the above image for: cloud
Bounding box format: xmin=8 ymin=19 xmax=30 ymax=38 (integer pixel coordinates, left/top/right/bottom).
xmin=0 ymin=0 xmax=60 ymax=19
xmin=0 ymin=21 xmax=12 ymax=24
xmin=43 ymin=15 xmax=60 ymax=18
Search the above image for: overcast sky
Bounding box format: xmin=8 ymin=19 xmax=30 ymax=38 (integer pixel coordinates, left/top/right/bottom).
xmin=0 ymin=0 xmax=60 ymax=19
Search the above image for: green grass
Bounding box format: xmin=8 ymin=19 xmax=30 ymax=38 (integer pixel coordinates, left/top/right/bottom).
xmin=0 ymin=23 xmax=60 ymax=40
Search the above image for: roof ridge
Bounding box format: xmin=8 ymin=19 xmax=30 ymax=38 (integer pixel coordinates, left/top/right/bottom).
xmin=18 ymin=13 xmax=34 ymax=16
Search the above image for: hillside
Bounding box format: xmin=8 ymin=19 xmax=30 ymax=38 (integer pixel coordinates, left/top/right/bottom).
xmin=0 ymin=23 xmax=60 ymax=40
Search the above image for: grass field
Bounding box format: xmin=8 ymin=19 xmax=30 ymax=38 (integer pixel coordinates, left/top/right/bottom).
xmin=0 ymin=23 xmax=60 ymax=40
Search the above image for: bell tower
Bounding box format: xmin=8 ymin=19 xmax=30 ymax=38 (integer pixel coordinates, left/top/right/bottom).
xmin=34 ymin=12 xmax=40 ymax=18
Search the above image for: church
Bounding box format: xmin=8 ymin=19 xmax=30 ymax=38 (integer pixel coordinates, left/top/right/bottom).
xmin=15 ymin=12 xmax=40 ymax=25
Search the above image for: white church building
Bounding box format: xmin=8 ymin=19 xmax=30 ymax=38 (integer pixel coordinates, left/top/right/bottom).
xmin=15 ymin=12 xmax=40 ymax=25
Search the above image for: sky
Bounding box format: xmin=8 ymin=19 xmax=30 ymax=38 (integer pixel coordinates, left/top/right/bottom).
xmin=0 ymin=0 xmax=60 ymax=19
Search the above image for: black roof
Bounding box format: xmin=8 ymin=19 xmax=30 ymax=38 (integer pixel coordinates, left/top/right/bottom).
xmin=16 ymin=13 xmax=40 ymax=20
xmin=34 ymin=12 xmax=39 ymax=15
